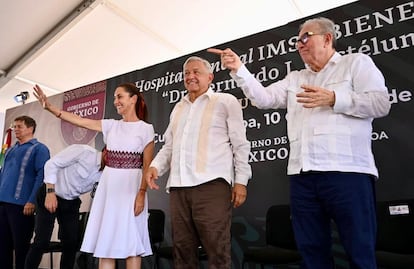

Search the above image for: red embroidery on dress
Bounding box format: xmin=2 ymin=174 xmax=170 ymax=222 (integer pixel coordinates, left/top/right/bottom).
xmin=106 ymin=150 xmax=143 ymax=169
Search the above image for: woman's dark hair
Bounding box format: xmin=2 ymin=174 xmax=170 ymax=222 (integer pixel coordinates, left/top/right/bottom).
xmin=118 ymin=83 xmax=149 ymax=122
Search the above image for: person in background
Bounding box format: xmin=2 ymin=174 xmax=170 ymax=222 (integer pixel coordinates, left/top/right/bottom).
xmin=208 ymin=16 xmax=391 ymax=269
xmin=25 ymin=144 xmax=106 ymax=269
xmin=33 ymin=83 xmax=154 ymax=269
xmin=0 ymin=115 xmax=50 ymax=269
xmin=145 ymin=56 xmax=252 ymax=269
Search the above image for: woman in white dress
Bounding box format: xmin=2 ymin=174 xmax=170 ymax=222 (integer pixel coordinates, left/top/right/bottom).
xmin=33 ymin=83 xmax=154 ymax=269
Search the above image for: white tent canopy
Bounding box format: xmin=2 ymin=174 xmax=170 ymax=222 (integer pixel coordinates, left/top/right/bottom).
xmin=0 ymin=0 xmax=356 ymax=113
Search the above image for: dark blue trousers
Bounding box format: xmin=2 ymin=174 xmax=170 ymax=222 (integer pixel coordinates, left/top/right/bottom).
xmin=290 ymin=171 xmax=377 ymax=269
xmin=25 ymin=184 xmax=81 ymax=269
xmin=0 ymin=202 xmax=35 ymax=269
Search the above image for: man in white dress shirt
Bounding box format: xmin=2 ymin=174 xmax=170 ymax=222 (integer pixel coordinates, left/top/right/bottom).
xmin=25 ymin=144 xmax=105 ymax=269
xmin=145 ymin=56 xmax=252 ymax=269
xmin=208 ymin=17 xmax=391 ymax=269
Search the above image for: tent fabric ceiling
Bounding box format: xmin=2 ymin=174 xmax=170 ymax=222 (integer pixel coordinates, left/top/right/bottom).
xmin=0 ymin=0 xmax=356 ymax=113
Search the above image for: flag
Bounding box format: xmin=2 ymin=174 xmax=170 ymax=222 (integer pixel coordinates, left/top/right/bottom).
xmin=0 ymin=127 xmax=12 ymax=168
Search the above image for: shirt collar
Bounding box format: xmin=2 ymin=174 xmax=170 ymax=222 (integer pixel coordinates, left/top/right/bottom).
xmin=329 ymin=51 xmax=341 ymax=64
xmin=183 ymin=87 xmax=214 ymax=103
xmin=304 ymin=51 xmax=341 ymax=72
xmin=16 ymin=138 xmax=38 ymax=146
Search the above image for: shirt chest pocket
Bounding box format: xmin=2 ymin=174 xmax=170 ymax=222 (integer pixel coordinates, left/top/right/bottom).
xmin=210 ymin=111 xmax=227 ymax=130
xmin=325 ymin=78 xmax=352 ymax=94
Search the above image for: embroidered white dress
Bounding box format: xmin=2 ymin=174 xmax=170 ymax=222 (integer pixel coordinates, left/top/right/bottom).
xmin=80 ymin=119 xmax=154 ymax=258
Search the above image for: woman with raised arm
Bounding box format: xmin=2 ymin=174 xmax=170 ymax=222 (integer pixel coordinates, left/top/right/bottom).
xmin=33 ymin=83 xmax=154 ymax=269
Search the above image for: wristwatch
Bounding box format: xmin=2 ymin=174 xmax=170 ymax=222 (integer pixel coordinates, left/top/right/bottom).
xmin=46 ymin=188 xmax=55 ymax=193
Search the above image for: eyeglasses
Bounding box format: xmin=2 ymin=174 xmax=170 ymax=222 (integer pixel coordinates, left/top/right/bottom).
xmin=296 ymin=31 xmax=324 ymax=45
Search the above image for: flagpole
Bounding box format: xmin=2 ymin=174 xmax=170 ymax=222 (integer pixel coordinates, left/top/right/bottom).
xmin=0 ymin=127 xmax=12 ymax=168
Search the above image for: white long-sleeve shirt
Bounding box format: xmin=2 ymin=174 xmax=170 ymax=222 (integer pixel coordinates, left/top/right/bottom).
xmin=231 ymin=52 xmax=391 ymax=177
xmin=151 ymin=89 xmax=252 ymax=190
xmin=44 ymin=144 xmax=102 ymax=199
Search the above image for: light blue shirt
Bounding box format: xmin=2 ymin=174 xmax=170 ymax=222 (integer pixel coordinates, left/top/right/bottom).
xmin=44 ymin=144 xmax=102 ymax=200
